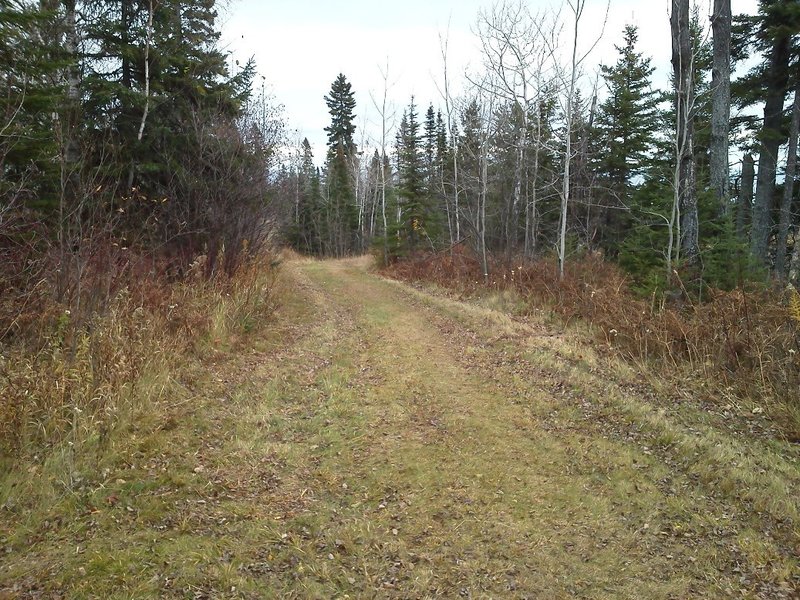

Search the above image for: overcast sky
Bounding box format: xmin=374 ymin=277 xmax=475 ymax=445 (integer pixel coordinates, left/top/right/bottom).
xmin=220 ymin=0 xmax=759 ymax=163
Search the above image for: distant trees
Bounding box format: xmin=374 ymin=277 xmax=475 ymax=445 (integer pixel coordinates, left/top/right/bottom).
xmin=395 ymin=98 xmax=428 ymax=252
xmin=276 ymin=0 xmax=799 ymax=295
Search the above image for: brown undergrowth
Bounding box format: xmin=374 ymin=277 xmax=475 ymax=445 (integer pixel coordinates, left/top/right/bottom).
xmin=385 ymin=247 xmax=800 ymax=439
xmin=0 ymin=247 xmax=281 ymax=462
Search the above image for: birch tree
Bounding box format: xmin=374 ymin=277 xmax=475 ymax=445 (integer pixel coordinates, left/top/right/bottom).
xmin=556 ymin=0 xmax=608 ymax=279
xmin=370 ymin=60 xmax=395 ymax=263
xmin=473 ymin=0 xmax=551 ymax=254
xmin=437 ymin=29 xmax=461 ymax=245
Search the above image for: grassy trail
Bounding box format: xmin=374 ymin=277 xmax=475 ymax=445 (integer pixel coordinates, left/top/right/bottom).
xmin=1 ymin=256 xmax=797 ymax=599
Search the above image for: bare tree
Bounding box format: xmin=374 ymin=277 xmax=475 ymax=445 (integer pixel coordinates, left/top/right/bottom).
xmin=710 ymin=0 xmax=731 ymax=215
xmin=437 ymin=28 xmax=461 ymax=245
xmin=370 ymin=60 xmax=395 ymax=263
xmin=136 ymin=0 xmax=154 ymax=142
xmin=62 ymin=0 xmax=80 ymax=168
xmin=474 ymin=1 xmax=535 ymax=254
xmin=776 ymin=81 xmax=800 ymax=280
xmin=671 ymin=0 xmax=699 ymax=270
xmin=556 ymin=0 xmax=608 ymax=279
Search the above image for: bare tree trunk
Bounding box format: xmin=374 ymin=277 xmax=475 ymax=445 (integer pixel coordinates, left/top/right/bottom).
xmin=62 ymin=0 xmax=80 ymax=168
xmin=137 ymin=0 xmax=154 ymax=142
xmin=790 ymin=229 xmax=800 ymax=287
xmin=710 ymin=0 xmax=731 ymax=216
xmin=737 ymin=154 xmax=755 ymax=239
xmin=558 ymin=5 xmax=581 ymax=280
xmin=557 ymin=0 xmax=607 ymax=279
xmin=751 ymin=34 xmax=791 ymax=268
xmin=372 ymin=62 xmax=392 ymax=262
xmin=671 ymin=0 xmax=699 ymax=268
xmin=510 ymin=122 xmax=526 ymax=255
xmin=439 ymin=33 xmax=460 ymax=244
xmin=581 ymin=91 xmax=597 ymax=247
xmin=525 ymin=113 xmax=541 ymax=258
xmin=480 ymin=131 xmax=489 ymax=282
xmin=776 ymin=81 xmax=800 ymax=280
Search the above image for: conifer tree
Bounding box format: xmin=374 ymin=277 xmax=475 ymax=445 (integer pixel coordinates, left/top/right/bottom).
xmin=424 ymin=104 xmax=436 ymax=192
xmin=323 ymin=73 xmax=358 ymax=255
xmin=0 ymin=0 xmax=61 ymax=209
xmin=735 ymin=0 xmax=800 ymax=269
xmin=595 ymin=24 xmax=661 ymax=256
xmin=395 ymin=98 xmax=427 ymax=251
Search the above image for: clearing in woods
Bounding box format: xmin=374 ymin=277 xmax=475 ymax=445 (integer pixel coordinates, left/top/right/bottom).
xmin=1 ymin=256 xmax=798 ymax=598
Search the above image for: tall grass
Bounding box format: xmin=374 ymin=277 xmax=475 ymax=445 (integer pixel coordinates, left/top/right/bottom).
xmin=386 ymin=247 xmax=800 ymax=438
xmin=0 ymin=249 xmax=280 ymax=463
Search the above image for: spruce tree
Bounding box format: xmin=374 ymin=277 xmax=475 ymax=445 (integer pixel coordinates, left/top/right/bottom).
xmin=595 ymin=24 xmax=661 ymax=256
xmin=323 ymin=73 xmax=358 ymax=255
xmin=292 ymin=138 xmax=322 ymax=254
xmin=0 ymin=0 xmax=61 ymax=210
xmin=423 ymin=104 xmax=436 ymax=191
xmin=395 ymin=98 xmax=427 ymax=251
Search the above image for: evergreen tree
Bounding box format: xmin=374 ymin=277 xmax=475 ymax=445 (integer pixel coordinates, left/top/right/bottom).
xmin=324 ymin=73 xmax=357 ymax=159
xmin=395 ymin=98 xmax=428 ymax=251
xmin=0 ymin=0 xmax=61 ymax=210
xmin=734 ymin=0 xmax=800 ymax=269
xmin=423 ymin=104 xmax=436 ymax=191
xmin=323 ymin=73 xmax=358 ymax=255
xmin=595 ymin=24 xmax=661 ymax=256
xmin=291 ymin=138 xmax=323 ymax=254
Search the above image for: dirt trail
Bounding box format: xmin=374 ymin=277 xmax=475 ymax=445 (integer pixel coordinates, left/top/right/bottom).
xmin=1 ymin=256 xmax=797 ymax=599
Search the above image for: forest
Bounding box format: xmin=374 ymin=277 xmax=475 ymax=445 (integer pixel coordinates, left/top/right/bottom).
xmin=0 ymin=0 xmax=799 ymax=596
xmin=279 ymin=1 xmax=800 ymax=294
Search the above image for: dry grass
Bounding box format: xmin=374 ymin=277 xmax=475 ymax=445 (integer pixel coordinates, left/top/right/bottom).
xmin=0 ymin=252 xmax=281 ymax=462
xmin=0 ymin=255 xmax=797 ymax=598
xmin=385 ymin=248 xmax=800 ymax=439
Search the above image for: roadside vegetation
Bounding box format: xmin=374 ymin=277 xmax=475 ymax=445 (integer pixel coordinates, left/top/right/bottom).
xmin=385 ymin=247 xmax=800 ymax=441
xmin=1 ymin=256 xmax=797 ymax=598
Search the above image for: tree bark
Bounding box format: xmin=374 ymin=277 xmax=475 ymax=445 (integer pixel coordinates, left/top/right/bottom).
xmin=776 ymin=81 xmax=800 ymax=280
xmin=559 ymin=1 xmax=585 ymax=280
xmin=671 ymin=0 xmax=699 ymax=266
xmin=790 ymin=227 xmax=800 ymax=286
xmin=736 ymin=153 xmax=755 ymax=239
xmin=710 ymin=0 xmax=731 ymax=215
xmin=750 ymin=34 xmax=791 ymax=268
xmin=62 ymin=0 xmax=80 ymax=168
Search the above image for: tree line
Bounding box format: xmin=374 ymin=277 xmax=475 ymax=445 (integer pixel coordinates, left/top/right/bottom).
xmin=282 ymin=0 xmax=800 ymax=295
